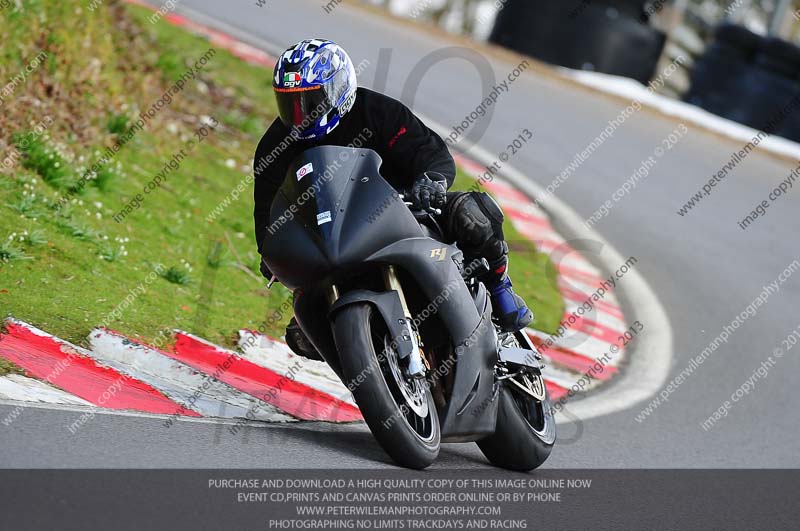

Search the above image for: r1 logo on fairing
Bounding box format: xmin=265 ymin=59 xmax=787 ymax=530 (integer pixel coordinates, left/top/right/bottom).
xmin=430 ymin=247 xmax=447 ymax=261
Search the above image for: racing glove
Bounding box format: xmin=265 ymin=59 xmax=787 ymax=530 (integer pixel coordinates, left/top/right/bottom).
xmin=410 ymin=171 xmax=447 ymax=213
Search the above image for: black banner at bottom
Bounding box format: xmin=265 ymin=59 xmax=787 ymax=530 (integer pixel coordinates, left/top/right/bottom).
xmin=1 ymin=469 xmax=797 ymax=530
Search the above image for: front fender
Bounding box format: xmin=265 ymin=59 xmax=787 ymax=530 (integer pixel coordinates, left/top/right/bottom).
xmin=329 ymin=289 xmax=415 ymax=360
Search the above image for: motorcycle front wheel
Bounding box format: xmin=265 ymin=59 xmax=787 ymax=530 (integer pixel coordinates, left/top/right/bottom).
xmin=332 ymin=302 xmax=440 ymax=469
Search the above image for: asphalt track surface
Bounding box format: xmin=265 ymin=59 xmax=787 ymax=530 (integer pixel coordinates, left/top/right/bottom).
xmin=2 ymin=0 xmax=799 ymax=469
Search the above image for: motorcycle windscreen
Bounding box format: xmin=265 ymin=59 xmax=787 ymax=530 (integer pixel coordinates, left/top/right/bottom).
xmin=281 ymin=146 xmax=368 ymax=242
xmin=272 ymin=146 xmax=425 ymax=285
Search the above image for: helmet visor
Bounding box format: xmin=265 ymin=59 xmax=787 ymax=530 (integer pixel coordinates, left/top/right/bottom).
xmin=275 ymin=85 xmax=333 ymax=131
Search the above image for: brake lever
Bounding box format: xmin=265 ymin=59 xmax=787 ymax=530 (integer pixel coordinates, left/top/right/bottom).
xmin=398 ymin=194 xmax=442 ymax=216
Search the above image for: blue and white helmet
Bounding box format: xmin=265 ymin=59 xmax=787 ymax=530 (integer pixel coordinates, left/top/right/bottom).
xmin=273 ymin=39 xmax=357 ymax=140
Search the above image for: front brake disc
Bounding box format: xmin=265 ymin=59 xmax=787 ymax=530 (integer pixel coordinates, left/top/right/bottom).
xmin=508 ymin=371 xmax=547 ymax=402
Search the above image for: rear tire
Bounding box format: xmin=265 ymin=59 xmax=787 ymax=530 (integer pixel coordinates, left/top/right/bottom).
xmin=332 ymin=303 xmax=440 ymax=469
xmin=477 ymin=377 xmax=556 ymax=471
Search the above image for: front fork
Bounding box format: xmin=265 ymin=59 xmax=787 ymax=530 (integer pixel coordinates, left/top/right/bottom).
xmin=329 ymin=265 xmax=428 ymax=378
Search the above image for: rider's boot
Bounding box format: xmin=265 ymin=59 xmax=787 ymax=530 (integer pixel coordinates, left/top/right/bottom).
xmin=484 ymin=258 xmax=533 ymax=333
xmin=286 ymin=317 xmax=324 ymax=361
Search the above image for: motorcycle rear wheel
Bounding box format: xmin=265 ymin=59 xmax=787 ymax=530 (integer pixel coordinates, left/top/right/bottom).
xmin=477 ymin=382 xmax=556 ymax=471
xmin=333 ymin=303 xmax=440 ymax=469
xmin=477 ymin=332 xmax=556 ymax=471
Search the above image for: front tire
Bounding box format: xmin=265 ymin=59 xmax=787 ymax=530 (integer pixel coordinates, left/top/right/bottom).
xmin=332 ymin=303 xmax=440 ymax=469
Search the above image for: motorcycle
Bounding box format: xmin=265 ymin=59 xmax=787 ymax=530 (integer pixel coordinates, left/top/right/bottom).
xmin=262 ymin=145 xmax=555 ymax=470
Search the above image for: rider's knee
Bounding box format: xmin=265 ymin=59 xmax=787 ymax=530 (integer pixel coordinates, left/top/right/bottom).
xmin=446 ymin=191 xmax=506 ymax=259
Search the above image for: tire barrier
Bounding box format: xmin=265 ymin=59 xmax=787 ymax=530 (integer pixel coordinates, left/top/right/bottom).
xmin=685 ymin=25 xmax=800 ymax=143
xmin=489 ymin=0 xmax=664 ymax=85
xmin=684 ymin=24 xmax=761 ymax=120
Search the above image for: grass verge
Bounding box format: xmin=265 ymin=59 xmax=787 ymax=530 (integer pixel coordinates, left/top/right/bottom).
xmin=0 ymin=359 xmax=26 ymax=378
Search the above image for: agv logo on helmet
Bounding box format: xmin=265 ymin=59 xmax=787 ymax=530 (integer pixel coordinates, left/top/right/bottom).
xmin=283 ymin=72 xmax=302 ymax=88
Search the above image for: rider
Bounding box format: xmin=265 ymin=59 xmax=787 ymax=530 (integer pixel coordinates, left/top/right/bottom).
xmin=254 ymin=39 xmax=532 ymax=334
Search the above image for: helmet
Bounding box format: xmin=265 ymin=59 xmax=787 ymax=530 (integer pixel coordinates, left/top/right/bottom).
xmin=273 ymin=39 xmax=357 ymax=140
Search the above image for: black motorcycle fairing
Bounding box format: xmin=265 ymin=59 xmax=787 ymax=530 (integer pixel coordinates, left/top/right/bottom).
xmin=292 ymin=235 xmax=499 ymax=440
xmin=360 ymin=239 xmax=499 ymax=440
xmin=264 ymin=191 xmax=331 ymax=290
xmin=262 ymin=147 xmax=424 ymax=290
xmin=364 ymin=239 xmax=481 ymax=346
xmin=438 ymin=281 xmax=499 ymax=441
xmin=292 ymin=288 xmax=344 ymax=380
